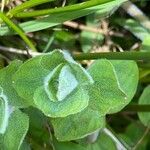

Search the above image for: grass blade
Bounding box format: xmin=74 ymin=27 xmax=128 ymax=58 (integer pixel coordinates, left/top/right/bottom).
xmin=8 ymin=0 xmax=54 ymax=16
xmin=0 ymin=0 xmax=124 ymax=36
xmin=0 ymin=12 xmax=36 ymax=51
xmin=14 ymin=0 xmax=116 ymax=18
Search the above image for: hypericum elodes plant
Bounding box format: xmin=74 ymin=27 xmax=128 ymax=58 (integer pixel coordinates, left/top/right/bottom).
xmin=13 ymin=50 xmax=94 ymax=118
xmin=0 ymin=50 xmax=138 ymax=149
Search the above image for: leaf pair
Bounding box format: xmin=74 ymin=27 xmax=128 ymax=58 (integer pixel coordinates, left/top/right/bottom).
xmin=51 ymin=57 xmax=138 ymax=141
xmin=13 ymin=50 xmax=93 ymax=118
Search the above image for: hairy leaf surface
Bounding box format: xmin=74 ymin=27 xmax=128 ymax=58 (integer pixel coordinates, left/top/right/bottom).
xmin=51 ymin=108 xmax=105 ymax=141
xmin=13 ymin=50 xmax=93 ymax=117
xmin=0 ymin=110 xmax=29 ymax=150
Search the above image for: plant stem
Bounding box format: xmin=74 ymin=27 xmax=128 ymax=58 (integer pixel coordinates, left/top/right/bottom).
xmin=123 ymin=104 xmax=150 ymax=112
xmin=0 ymin=45 xmax=150 ymax=62
xmin=73 ymin=52 xmax=150 ymax=61
xmin=43 ymin=35 xmax=54 ymax=52
xmin=104 ymin=126 xmax=130 ymax=150
xmin=132 ymin=127 xmax=149 ymax=150
xmin=14 ymin=0 xmax=114 ymax=18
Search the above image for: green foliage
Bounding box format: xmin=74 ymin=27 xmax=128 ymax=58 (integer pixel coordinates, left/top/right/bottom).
xmin=13 ymin=50 xmax=93 ymax=117
xmin=0 ymin=0 xmax=125 ymax=36
xmin=88 ymin=59 xmax=126 ymax=114
xmin=54 ymin=130 xmax=117 ymax=150
xmin=0 ymin=49 xmax=139 ymax=147
xmin=138 ymin=85 xmax=150 ymax=127
xmin=119 ymin=122 xmax=149 ymax=150
xmin=116 ymin=18 xmax=150 ymax=51
xmin=51 ymin=109 xmax=105 ymax=141
xmin=86 ymin=130 xmax=117 ymax=150
xmin=0 ymin=0 xmax=149 ymax=149
xmin=8 ymin=0 xmax=54 ymax=16
xmin=54 ymin=139 xmax=86 ymax=150
xmin=0 ymin=60 xmax=28 ymax=134
xmin=80 ymin=11 xmax=104 ymax=53
xmin=108 ymin=60 xmax=139 ymax=112
xmin=0 ymin=12 xmax=36 ymax=51
xmin=12 ymin=0 xmax=120 ymax=18
xmin=116 ymin=19 xmax=150 ymax=41
xmin=0 ymin=60 xmax=27 ymax=108
xmin=0 ymin=109 xmax=29 ymax=150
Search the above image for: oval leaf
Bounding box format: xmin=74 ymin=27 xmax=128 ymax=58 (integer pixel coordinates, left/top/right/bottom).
xmin=51 ymin=107 xmax=105 ymax=141
xmin=0 ymin=109 xmax=29 ymax=150
xmin=138 ymin=85 xmax=150 ymax=127
xmin=88 ymin=59 xmax=127 ymax=115
xmin=0 ymin=60 xmax=28 ymax=108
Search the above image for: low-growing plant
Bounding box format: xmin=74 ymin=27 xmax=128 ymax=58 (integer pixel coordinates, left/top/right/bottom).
xmin=0 ymin=49 xmax=139 ymax=148
xmin=0 ymin=0 xmax=150 ymax=150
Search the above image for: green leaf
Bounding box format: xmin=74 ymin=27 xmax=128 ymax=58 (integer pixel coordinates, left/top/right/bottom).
xmin=8 ymin=0 xmax=54 ymax=16
xmin=14 ymin=0 xmax=121 ymax=18
xmin=86 ymin=130 xmax=117 ymax=150
xmin=43 ymin=64 xmax=79 ymax=102
xmin=44 ymin=63 xmax=65 ymax=102
xmin=23 ymin=107 xmax=50 ymax=147
xmin=13 ymin=50 xmax=93 ymax=117
xmin=0 ymin=0 xmax=126 ymax=36
xmin=116 ymin=18 xmax=150 ymax=52
xmin=54 ymin=138 xmax=86 ymax=150
xmin=138 ymin=85 xmax=150 ymax=127
xmin=0 ymin=95 xmax=9 ymax=134
xmin=119 ymin=122 xmax=149 ymax=150
xmin=0 ymin=12 xmax=36 ymax=51
xmin=139 ymin=69 xmax=150 ymax=79
xmin=109 ymin=60 xmax=139 ymax=113
xmin=51 ymin=59 xmax=138 ymax=141
xmin=0 ymin=109 xmax=29 ymax=150
xmin=0 ymin=60 xmax=28 ymax=108
xmin=80 ymin=31 xmax=103 ymax=53
xmin=57 ymin=65 xmax=78 ymax=101
xmin=87 ymin=59 xmax=127 ymax=115
xmin=20 ymin=140 xmax=31 ymax=150
xmin=116 ymin=19 xmax=150 ymax=41
xmin=141 ymin=36 xmax=150 ymax=52
xmin=21 ymin=130 xmax=117 ymax=150
xmin=13 ymin=53 xmax=63 ymax=103
xmin=51 ymin=108 xmax=105 ymax=141
xmin=34 ymin=86 xmax=89 ymax=117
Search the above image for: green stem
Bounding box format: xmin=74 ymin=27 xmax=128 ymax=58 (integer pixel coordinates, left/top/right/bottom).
xmin=73 ymin=52 xmax=150 ymax=61
xmin=105 ymin=125 xmax=130 ymax=149
xmin=43 ymin=35 xmax=54 ymax=52
xmin=14 ymin=0 xmax=113 ymax=18
xmin=123 ymin=104 xmax=150 ymax=112
xmin=7 ymin=0 xmax=54 ymax=17
xmin=0 ymin=12 xmax=36 ymax=51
